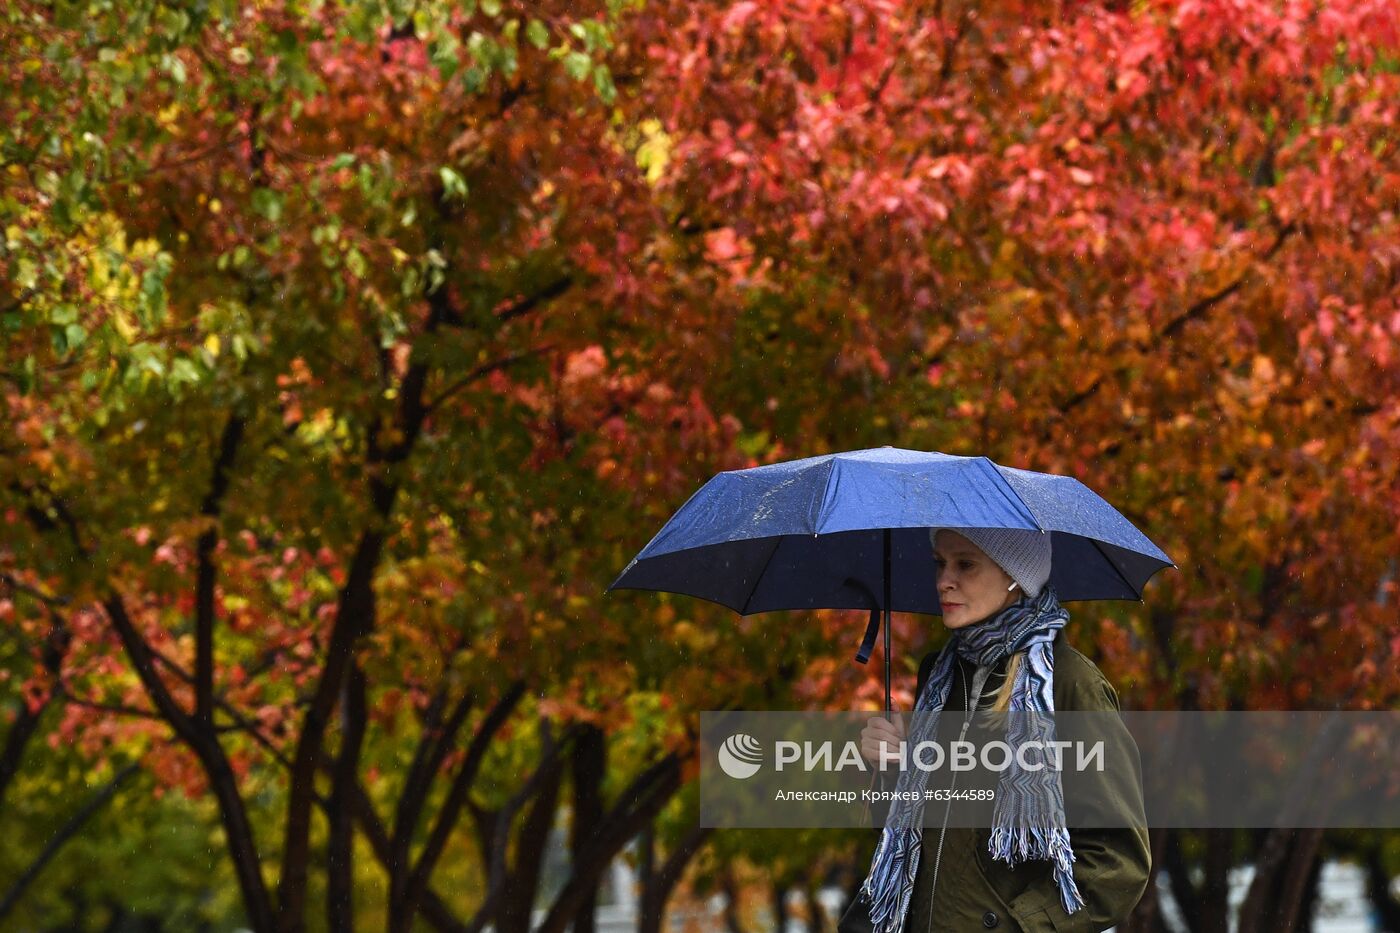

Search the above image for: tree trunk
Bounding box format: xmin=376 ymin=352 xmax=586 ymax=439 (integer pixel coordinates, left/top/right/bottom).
xmin=279 ymin=527 xmax=385 ymax=933
xmin=328 ymin=663 xmax=368 ymax=932
xmin=1365 ymin=843 xmax=1400 ymax=933
xmin=803 ymin=880 xmax=828 ymax=933
xmin=1162 ymin=829 xmax=1201 ymax=933
xmin=639 ymin=823 xmax=713 ymax=933
xmin=495 ymin=734 xmax=566 ymax=933
xmin=529 ymin=752 xmax=685 ymax=933
xmin=771 ymin=882 xmax=790 ymax=933
xmin=1200 ymin=828 xmax=1232 ymax=933
xmin=1290 ymin=844 xmax=1325 ymax=932
xmin=1121 ymin=827 xmax=1169 ymax=933
xmin=1238 ymin=827 xmax=1311 ymax=933
xmin=1273 ymin=828 xmax=1324 ymax=931
xmin=570 ymin=724 xmax=605 ymax=933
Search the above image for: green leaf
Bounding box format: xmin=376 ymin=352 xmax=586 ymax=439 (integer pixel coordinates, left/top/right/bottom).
xmin=163 ymin=53 xmax=187 ymax=85
xmin=345 ymin=248 xmax=367 ymax=279
xmin=133 ymin=345 xmax=165 ymax=377
xmin=438 ymin=167 xmax=468 ymax=201
xmin=481 ymin=0 xmax=501 ymax=16
xmin=526 ymin=19 xmax=549 ymax=49
xmin=592 ymin=64 xmax=616 ymax=103
xmin=171 ymin=357 xmax=201 ymax=384
xmin=251 ymin=187 xmax=283 ymax=222
xmin=563 ymin=51 xmax=592 ymax=81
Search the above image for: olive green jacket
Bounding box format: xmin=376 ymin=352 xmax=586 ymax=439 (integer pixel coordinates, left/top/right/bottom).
xmin=839 ymin=636 xmax=1151 ymax=933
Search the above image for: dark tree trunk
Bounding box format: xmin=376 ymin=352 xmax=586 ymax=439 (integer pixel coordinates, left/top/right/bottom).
xmin=328 ymin=662 xmax=368 ymax=932
xmin=1291 ymin=844 xmax=1325 ymax=932
xmin=394 ymin=681 xmax=526 ymax=933
xmin=1238 ymin=828 xmax=1316 ymax=933
xmin=1163 ymin=830 xmax=1201 ymax=933
xmin=1273 ymin=828 xmax=1324 ymax=931
xmin=280 ymin=527 xmax=385 ymax=933
xmin=495 ymin=735 xmax=566 ymax=933
xmin=1121 ymin=827 xmax=1170 ymax=933
xmin=570 ymin=724 xmax=606 ymax=933
xmin=771 ymin=882 xmax=791 ymax=933
xmin=1200 ymin=828 xmax=1232 ymax=933
xmin=1365 ymin=843 xmax=1400 ymax=933
xmin=530 ymin=752 xmax=685 ymax=933
xmin=639 ymin=823 xmax=713 ymax=933
xmin=803 ymin=881 xmax=828 ymax=933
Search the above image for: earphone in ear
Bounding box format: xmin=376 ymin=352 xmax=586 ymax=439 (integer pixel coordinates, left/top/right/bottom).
xmin=1007 ymin=582 xmax=1019 ymax=592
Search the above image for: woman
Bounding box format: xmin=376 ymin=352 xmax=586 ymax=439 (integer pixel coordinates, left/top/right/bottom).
xmin=838 ymin=527 xmax=1150 ymax=933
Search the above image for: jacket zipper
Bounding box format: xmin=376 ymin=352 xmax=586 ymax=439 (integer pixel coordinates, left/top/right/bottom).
xmin=926 ymin=663 xmax=989 ymax=933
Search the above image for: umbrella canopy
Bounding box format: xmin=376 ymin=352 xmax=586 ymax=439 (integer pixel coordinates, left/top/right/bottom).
xmin=606 ymin=447 xmax=1176 ymax=711
xmin=607 ymin=447 xmax=1174 ymax=613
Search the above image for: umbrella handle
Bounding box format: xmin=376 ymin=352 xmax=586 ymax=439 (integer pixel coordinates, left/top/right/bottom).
xmin=845 ymin=575 xmax=894 ymax=717
xmin=854 ymin=607 xmax=881 ymax=666
xmin=846 ymin=577 xmax=882 ymax=667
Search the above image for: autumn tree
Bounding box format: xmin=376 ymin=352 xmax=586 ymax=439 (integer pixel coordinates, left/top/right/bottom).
xmin=5 ymin=0 xmax=1400 ymax=930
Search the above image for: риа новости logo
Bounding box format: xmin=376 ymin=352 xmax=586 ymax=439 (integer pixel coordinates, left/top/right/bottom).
xmin=717 ymin=733 xmax=763 ymax=779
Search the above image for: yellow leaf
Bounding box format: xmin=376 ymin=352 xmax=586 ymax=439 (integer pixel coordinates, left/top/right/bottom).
xmin=112 ymin=309 xmax=137 ymax=341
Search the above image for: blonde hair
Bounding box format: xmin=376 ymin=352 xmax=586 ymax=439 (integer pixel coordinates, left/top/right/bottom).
xmin=991 ymin=652 xmax=1023 ymax=713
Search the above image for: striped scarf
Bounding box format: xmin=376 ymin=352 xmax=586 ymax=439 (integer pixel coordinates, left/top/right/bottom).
xmin=857 ymin=583 xmax=1085 ymax=933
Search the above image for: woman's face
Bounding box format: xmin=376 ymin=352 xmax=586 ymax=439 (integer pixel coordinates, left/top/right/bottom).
xmin=933 ymin=530 xmax=1021 ymax=630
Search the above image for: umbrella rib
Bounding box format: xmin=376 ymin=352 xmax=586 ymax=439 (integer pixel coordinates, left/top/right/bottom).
xmin=810 ymin=457 xmax=839 ymax=533
xmin=1087 ymin=535 xmax=1140 ymax=599
xmin=982 ymin=457 xmax=1043 ymax=531
xmin=738 ymin=536 xmax=784 ymax=617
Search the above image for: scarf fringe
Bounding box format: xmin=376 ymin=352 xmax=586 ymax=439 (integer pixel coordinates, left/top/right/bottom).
xmin=860 ymin=827 xmax=921 ymax=933
xmin=988 ymin=826 xmax=1085 ymax=914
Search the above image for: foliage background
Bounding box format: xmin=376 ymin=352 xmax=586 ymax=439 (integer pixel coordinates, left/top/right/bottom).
xmin=2 ymin=0 xmax=1398 ymax=930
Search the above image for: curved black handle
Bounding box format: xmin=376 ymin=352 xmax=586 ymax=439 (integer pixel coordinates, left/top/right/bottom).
xmin=844 ymin=576 xmax=882 ymax=665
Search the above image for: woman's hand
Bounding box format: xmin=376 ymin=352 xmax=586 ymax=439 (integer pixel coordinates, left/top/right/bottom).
xmin=860 ymin=713 xmax=907 ymax=765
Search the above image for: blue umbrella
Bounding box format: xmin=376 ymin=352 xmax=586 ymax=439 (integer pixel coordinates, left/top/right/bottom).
xmin=606 ymin=447 xmax=1176 ymax=712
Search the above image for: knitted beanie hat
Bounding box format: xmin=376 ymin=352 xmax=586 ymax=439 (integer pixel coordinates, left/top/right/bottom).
xmin=927 ymin=526 xmax=1053 ymax=598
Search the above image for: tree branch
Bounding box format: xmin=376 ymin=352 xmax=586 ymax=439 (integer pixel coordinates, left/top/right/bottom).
xmin=0 ymin=762 xmax=140 ymax=923
xmin=399 ymin=680 xmax=528 ymax=924
xmin=493 ymin=276 xmax=573 ymax=325
xmin=0 ymin=613 xmax=70 ymax=807
xmin=1048 ymin=221 xmax=1299 ymax=426
xmin=197 ymin=414 xmax=245 ymax=726
xmin=425 ymin=344 xmax=558 ymax=414
xmin=532 ymin=750 xmax=688 ymax=933
xmin=389 ymin=687 xmax=476 ymax=907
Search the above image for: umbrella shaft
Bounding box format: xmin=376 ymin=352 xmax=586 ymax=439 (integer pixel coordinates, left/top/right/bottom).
xmin=883 ymin=528 xmax=892 ymax=715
